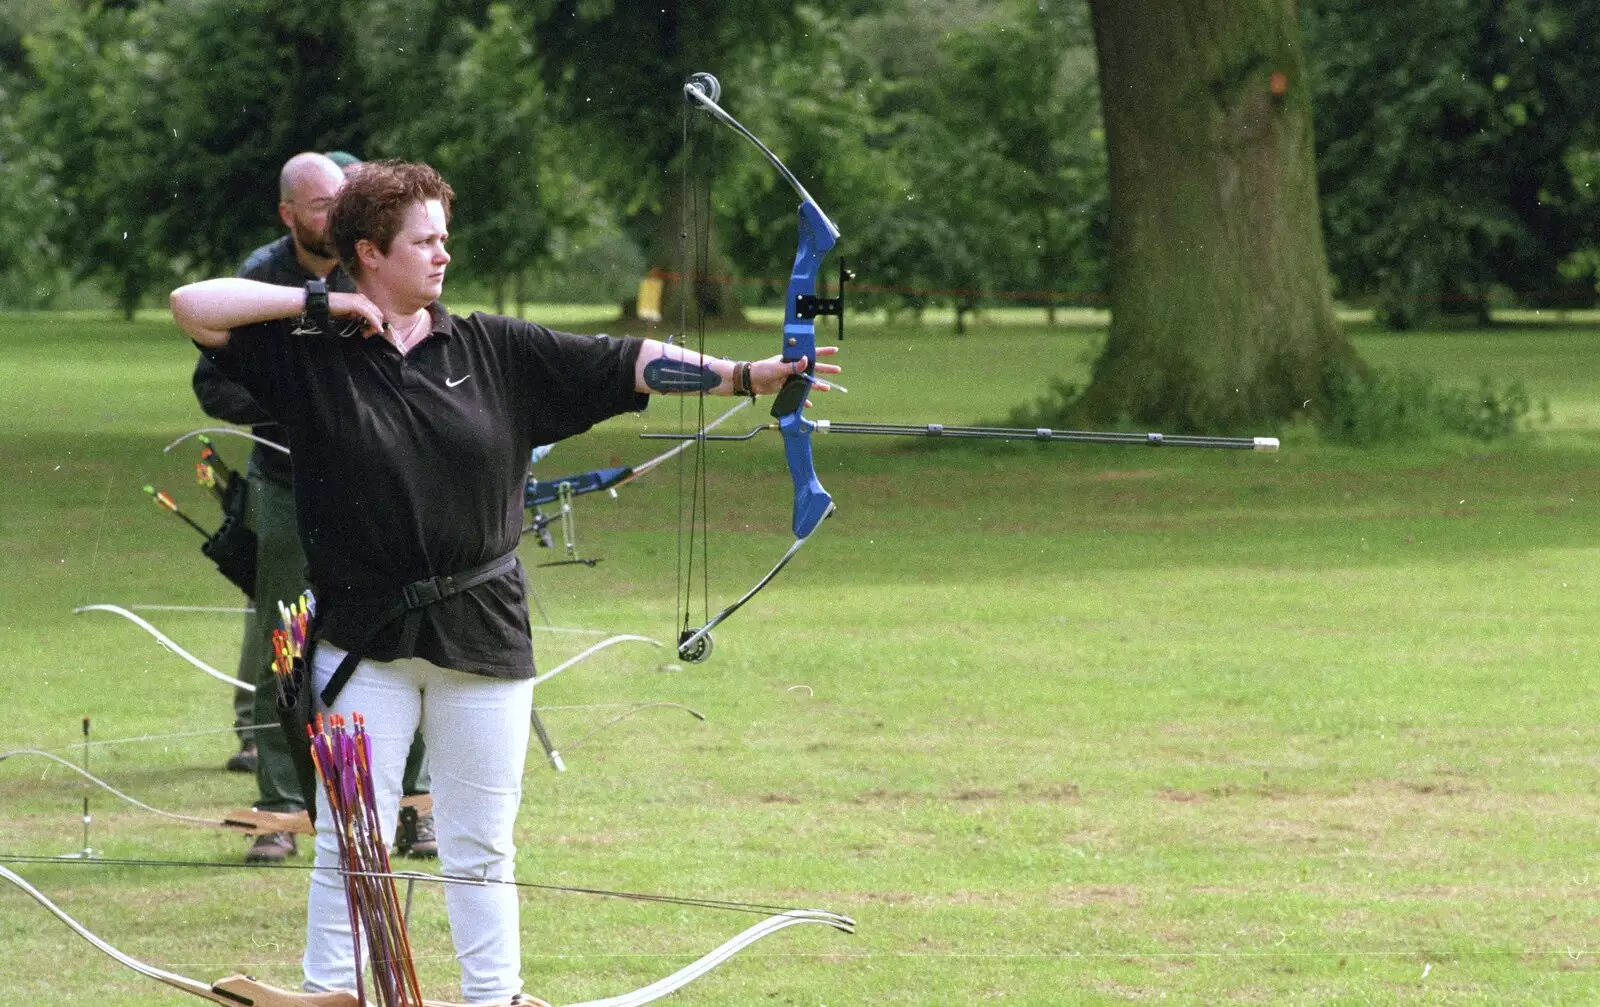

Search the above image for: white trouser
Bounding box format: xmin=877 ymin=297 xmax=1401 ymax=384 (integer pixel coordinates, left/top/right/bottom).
xmin=302 ymin=642 xmax=534 ymax=1004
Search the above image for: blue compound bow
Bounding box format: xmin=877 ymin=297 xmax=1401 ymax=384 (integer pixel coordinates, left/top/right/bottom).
xmin=674 ymin=72 xmax=842 ymax=662
xmin=668 ymin=73 xmax=1283 ymax=664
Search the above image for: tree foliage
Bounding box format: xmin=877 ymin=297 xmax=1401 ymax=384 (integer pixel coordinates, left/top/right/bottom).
xmin=374 ymin=3 xmax=599 ymax=309
xmin=160 ymin=0 xmax=370 ymax=276
xmin=17 ymin=3 xmax=181 ymax=317
xmin=7 ymin=0 xmax=369 ymax=313
xmin=0 ymin=70 xmax=64 ymax=307
xmin=905 ymin=1 xmax=1106 ymax=327
xmin=519 ymin=0 xmax=863 ymax=321
xmin=1306 ymin=0 xmax=1600 ymax=327
xmin=696 ymin=0 xmax=1107 ymax=329
xmin=1 ymin=0 xmax=1596 ymax=396
xmin=527 ymin=0 xmax=835 ymax=227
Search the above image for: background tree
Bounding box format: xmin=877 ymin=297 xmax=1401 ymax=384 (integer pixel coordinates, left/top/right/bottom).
xmin=744 ymin=0 xmax=1105 ymax=332
xmin=0 ymin=62 xmax=65 ymax=308
xmin=1081 ymin=0 xmax=1355 ymax=431
xmin=18 ymin=3 xmax=181 ymax=318
xmin=529 ymin=1 xmax=861 ymax=323
xmin=1307 ymin=0 xmax=1600 ymax=328
xmin=160 ymin=0 xmax=369 ymax=276
xmin=3 ymin=0 xmax=1594 ymax=404
xmin=375 ymin=3 xmax=599 ymax=313
xmin=706 ymin=15 xmax=907 ymax=324
xmin=1558 ymin=136 xmax=1600 ymax=294
xmin=936 ymin=2 xmax=1107 ymax=327
xmin=833 ymin=2 xmax=1032 ymax=332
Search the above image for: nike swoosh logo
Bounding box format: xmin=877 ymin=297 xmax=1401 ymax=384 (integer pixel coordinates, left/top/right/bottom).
xmin=445 ymin=374 xmax=472 ymax=388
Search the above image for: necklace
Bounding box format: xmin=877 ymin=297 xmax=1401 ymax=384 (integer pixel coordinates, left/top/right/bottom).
xmin=388 ymin=312 xmax=429 ymax=353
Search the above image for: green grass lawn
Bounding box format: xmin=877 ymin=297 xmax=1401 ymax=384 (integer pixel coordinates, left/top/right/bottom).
xmin=0 ymin=310 xmax=1597 ymax=1004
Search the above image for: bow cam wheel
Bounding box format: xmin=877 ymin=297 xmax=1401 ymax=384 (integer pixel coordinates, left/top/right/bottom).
xmin=678 ymin=629 xmax=713 ymax=664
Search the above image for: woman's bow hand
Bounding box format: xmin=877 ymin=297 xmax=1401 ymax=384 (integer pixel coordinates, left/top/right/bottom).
xmin=749 ymin=346 xmax=842 ymax=406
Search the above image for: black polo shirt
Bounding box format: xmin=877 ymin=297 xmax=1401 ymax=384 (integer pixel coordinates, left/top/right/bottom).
xmin=191 ymin=236 xmax=357 ymax=488
xmin=202 ymin=303 xmax=647 ymax=677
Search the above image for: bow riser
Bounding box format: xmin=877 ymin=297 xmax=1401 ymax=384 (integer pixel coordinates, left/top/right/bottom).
xmin=775 ymin=199 xmax=840 ymax=540
xmin=780 ymin=199 xmax=840 ymax=367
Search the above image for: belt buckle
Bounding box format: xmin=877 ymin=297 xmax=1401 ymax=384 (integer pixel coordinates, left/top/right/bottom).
xmin=403 ymin=578 xmax=444 ymax=608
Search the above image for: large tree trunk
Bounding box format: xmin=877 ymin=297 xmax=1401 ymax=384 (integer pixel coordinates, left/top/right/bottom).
xmin=1082 ymin=0 xmax=1356 ymax=431
xmin=117 ymin=272 xmax=142 ymax=322
xmin=647 ymin=178 xmax=747 ymax=329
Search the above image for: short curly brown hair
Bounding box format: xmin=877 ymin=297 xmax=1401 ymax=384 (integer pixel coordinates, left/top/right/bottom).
xmin=328 ymin=160 xmax=455 ymax=279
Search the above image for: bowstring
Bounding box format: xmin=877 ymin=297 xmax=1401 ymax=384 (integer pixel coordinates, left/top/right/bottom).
xmin=678 ymin=88 xmax=717 ymax=643
xmin=0 ymin=853 xmax=818 ymax=920
xmin=696 ymin=128 xmax=714 ymax=638
xmin=677 ymin=97 xmax=691 ymax=642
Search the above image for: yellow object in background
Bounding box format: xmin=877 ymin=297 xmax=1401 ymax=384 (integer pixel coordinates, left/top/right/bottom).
xmin=636 ymin=269 xmax=664 ymax=323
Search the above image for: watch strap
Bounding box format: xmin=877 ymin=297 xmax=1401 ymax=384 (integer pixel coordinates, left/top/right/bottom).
xmin=303 ymin=279 xmax=329 ymax=331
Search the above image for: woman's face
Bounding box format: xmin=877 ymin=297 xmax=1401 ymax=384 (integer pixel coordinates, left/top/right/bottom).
xmin=367 ymin=199 xmax=450 ymax=304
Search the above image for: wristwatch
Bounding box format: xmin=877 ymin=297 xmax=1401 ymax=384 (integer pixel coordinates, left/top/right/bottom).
xmin=303 ymin=279 xmax=329 ymax=332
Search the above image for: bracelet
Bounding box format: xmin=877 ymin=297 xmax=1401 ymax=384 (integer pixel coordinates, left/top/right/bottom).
xmin=734 ymin=361 xmax=755 ymax=398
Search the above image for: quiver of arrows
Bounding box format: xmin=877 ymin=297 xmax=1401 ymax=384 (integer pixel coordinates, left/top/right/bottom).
xmin=309 ymin=712 xmax=423 ymax=1007
xmin=196 ymin=442 xmax=258 ymax=597
xmin=146 ymin=437 xmax=260 ymax=596
xmin=272 ymin=591 xmax=321 ymax=828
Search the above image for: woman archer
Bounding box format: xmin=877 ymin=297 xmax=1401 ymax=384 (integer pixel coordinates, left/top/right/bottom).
xmin=170 ymin=159 xmax=839 ymax=1004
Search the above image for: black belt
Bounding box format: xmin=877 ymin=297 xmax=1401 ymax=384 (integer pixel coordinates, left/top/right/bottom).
xmin=317 ymin=551 xmax=521 ymax=706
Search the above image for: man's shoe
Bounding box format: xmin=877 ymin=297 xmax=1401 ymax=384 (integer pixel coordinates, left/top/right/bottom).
xmin=394 ymin=805 xmax=438 ymax=859
xmin=245 ymin=831 xmax=296 ymax=863
xmin=225 ymin=740 xmax=258 ymax=774
xmin=506 ymin=994 xmax=553 ymax=1006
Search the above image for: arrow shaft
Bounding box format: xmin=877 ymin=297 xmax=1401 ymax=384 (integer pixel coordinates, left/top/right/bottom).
xmin=819 ymin=420 xmax=1279 ymax=450
xmin=645 ymin=421 xmax=1279 ymax=451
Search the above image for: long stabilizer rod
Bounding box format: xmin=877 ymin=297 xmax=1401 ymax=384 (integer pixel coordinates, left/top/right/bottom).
xmin=643 ymin=421 xmax=1278 ymax=451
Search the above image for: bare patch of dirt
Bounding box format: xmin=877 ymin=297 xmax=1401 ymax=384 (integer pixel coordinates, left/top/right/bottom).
xmin=949 ymin=787 xmax=1003 ymax=801
xmin=851 ymin=787 xmax=919 ymax=805
xmin=1402 ymin=780 xmax=1471 ymax=796
xmin=1019 ymin=780 xmax=1082 ymax=801
xmin=853 ymin=781 xmax=1083 ymax=805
